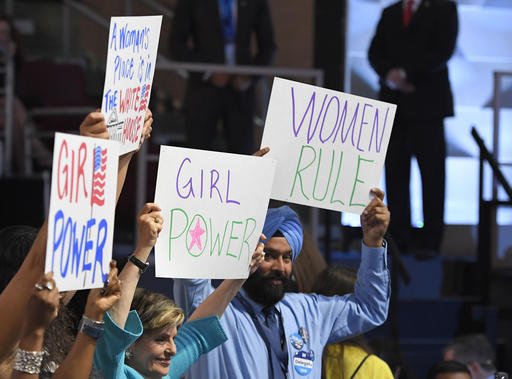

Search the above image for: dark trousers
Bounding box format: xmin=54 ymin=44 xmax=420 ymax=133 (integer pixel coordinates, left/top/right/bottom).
xmin=184 ymin=79 xmax=255 ymax=154
xmin=385 ymin=115 xmax=446 ymax=252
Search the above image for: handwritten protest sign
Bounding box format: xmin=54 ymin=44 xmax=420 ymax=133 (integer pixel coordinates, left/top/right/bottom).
xmin=101 ymin=15 xmax=162 ymax=155
xmin=261 ymin=77 xmax=396 ymax=214
xmin=45 ymin=133 xmax=119 ymax=291
xmin=154 ymin=146 xmax=276 ymax=279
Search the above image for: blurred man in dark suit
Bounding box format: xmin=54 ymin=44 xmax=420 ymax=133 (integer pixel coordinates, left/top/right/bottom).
xmin=170 ymin=0 xmax=276 ymax=154
xmin=368 ymin=0 xmax=458 ymax=258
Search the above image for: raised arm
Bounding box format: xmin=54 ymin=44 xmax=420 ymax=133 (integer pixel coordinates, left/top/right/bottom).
xmin=188 ymin=239 xmax=264 ymax=321
xmin=361 ymin=187 xmax=390 ymax=248
xmin=11 ymin=272 xmax=59 ymax=379
xmin=311 ymin=188 xmax=391 ymax=345
xmin=0 ymin=220 xmax=47 ymax=362
xmin=109 ymin=203 xmax=162 ymax=328
xmin=53 ymin=262 xmax=121 ymax=379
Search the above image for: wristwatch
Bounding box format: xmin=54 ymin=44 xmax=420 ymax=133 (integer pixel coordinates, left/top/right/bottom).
xmin=78 ymin=315 xmax=104 ymax=340
xmin=129 ymin=254 xmax=149 ymax=275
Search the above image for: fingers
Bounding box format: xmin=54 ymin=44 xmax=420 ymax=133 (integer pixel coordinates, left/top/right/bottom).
xmin=107 ymin=260 xmax=118 ymax=280
xmin=145 ymin=212 xmax=163 ymax=226
xmin=253 ymin=147 xmax=270 ymax=157
xmin=362 ymin=188 xmax=389 ymax=225
xmin=144 ymin=121 xmax=153 ymax=137
xmin=361 ymin=206 xmax=389 ymax=227
xmin=139 ymin=203 xmax=164 ymax=226
xmin=33 ymin=272 xmax=60 ymax=321
xmin=369 ymin=187 xmax=385 ymax=201
xmin=141 ymin=110 xmax=154 ymax=143
xmin=101 ymin=261 xmax=122 ymax=297
xmin=249 ymin=241 xmax=265 ymax=274
xmin=139 ymin=202 xmax=162 ymax=217
xmin=79 ymin=111 xmax=107 ymax=138
xmin=363 ymin=188 xmax=385 ymax=214
xmin=137 ymin=203 xmax=164 ymax=248
xmin=145 ymin=108 xmax=153 ymax=122
xmin=83 ymin=111 xmax=105 ymax=125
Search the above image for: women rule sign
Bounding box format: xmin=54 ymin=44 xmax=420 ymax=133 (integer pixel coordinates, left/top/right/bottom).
xmin=101 ymin=15 xmax=162 ymax=155
xmin=154 ymin=146 xmax=276 ymax=279
xmin=261 ymin=77 xmax=396 ymax=214
xmin=45 ymin=133 xmax=119 ymax=291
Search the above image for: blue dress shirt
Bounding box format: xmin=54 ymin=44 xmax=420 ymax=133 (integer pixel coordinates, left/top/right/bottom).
xmin=173 ymin=243 xmax=390 ymax=378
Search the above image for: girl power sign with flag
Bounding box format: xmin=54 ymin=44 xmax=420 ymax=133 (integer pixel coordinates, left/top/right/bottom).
xmin=46 ymin=133 xmax=119 ymax=291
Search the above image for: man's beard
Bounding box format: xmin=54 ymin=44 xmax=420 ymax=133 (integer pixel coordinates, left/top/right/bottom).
xmin=243 ymin=270 xmax=292 ymax=306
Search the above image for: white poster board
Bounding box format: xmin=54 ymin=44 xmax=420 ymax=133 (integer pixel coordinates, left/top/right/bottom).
xmin=46 ymin=133 xmax=119 ymax=291
xmin=101 ymin=15 xmax=162 ymax=155
xmin=261 ymin=77 xmax=396 ymax=214
xmin=154 ymin=146 xmax=276 ymax=279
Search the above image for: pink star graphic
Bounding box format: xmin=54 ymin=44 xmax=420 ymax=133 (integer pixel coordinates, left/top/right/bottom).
xmin=189 ymin=219 xmax=205 ymax=251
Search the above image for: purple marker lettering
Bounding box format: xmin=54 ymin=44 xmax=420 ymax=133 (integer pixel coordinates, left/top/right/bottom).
xmin=176 ymin=157 xmax=194 ymax=199
xmin=226 ymin=170 xmax=240 ymax=205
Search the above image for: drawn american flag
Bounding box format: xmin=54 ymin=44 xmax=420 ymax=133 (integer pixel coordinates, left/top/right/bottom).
xmin=91 ymin=146 xmax=107 ymax=206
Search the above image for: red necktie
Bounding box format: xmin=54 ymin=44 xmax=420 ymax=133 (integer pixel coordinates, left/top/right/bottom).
xmin=403 ymin=0 xmax=414 ymax=27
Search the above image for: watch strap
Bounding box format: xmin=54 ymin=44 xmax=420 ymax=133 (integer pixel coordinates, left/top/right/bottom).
xmin=129 ymin=254 xmax=149 ymax=274
xmin=79 ymin=315 xmax=104 ymax=340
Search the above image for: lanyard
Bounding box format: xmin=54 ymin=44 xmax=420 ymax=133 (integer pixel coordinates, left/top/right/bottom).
xmin=236 ymin=294 xmax=289 ymax=378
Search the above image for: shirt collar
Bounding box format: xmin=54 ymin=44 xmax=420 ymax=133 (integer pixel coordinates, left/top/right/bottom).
xmin=239 ymin=288 xmax=266 ymax=314
xmin=238 ymin=288 xmax=283 ymax=316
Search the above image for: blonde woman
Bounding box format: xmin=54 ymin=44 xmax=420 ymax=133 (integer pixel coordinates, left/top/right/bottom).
xmin=94 ymin=203 xmax=265 ymax=379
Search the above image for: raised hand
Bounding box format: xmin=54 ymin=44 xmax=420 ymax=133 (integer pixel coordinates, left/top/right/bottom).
xmin=136 ymin=202 xmax=163 ymax=251
xmin=84 ymin=260 xmax=122 ymax=321
xmin=249 ymin=235 xmax=265 ymax=275
xmin=24 ymin=272 xmax=60 ymax=337
xmin=360 ymin=188 xmax=390 ymax=248
xmin=138 ymin=108 xmax=154 ymax=148
xmin=79 ymin=111 xmax=109 ymax=140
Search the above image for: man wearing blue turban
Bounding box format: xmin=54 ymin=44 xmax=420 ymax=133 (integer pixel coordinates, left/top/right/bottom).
xmin=174 ymin=188 xmax=391 ymax=379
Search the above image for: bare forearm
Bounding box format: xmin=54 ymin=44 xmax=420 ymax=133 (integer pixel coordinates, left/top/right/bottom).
xmin=110 ymin=246 xmax=151 ymax=328
xmin=116 ymin=153 xmax=133 ymax=202
xmin=52 ymin=334 xmax=96 ymax=379
xmin=188 ymin=279 xmax=244 ymax=321
xmin=0 ymin=274 xmax=38 ymax=361
xmin=0 ymin=222 xmax=47 ymax=361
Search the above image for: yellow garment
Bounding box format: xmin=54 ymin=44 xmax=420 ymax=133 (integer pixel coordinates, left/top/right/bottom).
xmin=323 ymin=343 xmax=394 ymax=379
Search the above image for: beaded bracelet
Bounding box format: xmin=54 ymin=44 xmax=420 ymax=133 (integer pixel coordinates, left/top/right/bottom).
xmin=13 ymin=348 xmax=45 ymax=374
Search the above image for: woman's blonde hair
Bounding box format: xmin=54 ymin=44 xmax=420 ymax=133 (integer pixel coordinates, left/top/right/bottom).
xmin=131 ymin=288 xmax=185 ymax=333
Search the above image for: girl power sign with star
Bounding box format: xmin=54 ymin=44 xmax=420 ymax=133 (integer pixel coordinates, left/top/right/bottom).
xmin=154 ymin=146 xmax=276 ymax=279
